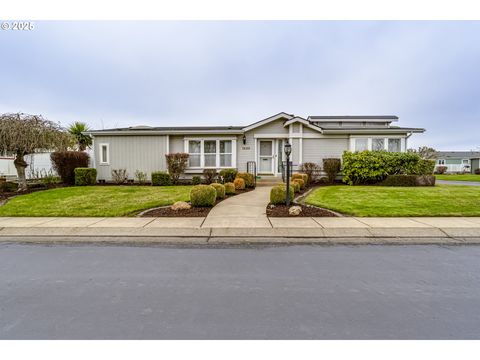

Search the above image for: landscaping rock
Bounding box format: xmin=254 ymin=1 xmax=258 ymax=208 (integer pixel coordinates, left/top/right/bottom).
xmin=288 ymin=205 xmax=302 ymax=216
xmin=171 ymin=201 xmax=192 ymax=211
xmin=416 ymin=175 xmax=436 ymax=186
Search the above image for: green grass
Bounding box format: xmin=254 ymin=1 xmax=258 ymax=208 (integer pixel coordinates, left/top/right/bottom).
xmin=435 ymin=174 xmax=480 ymax=182
xmin=0 ymin=186 xmax=192 ymax=217
xmin=305 ymin=185 xmax=480 ymax=217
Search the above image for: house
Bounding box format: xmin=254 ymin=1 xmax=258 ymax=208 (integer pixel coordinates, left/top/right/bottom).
xmin=85 ymin=112 xmax=425 ymax=181
xmin=434 ymin=151 xmax=480 ymax=173
xmin=0 ymin=152 xmax=57 ymax=179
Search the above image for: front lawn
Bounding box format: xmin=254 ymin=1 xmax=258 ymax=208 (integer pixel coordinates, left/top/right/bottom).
xmin=435 ymin=174 xmax=480 ymax=182
xmin=0 ymin=186 xmax=192 ymax=217
xmin=305 ymin=185 xmax=480 ymax=217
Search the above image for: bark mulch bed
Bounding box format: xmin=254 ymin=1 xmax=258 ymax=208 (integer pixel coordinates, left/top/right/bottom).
xmin=139 ymin=188 xmax=253 ymax=217
xmin=266 ymin=203 xmax=339 ymax=217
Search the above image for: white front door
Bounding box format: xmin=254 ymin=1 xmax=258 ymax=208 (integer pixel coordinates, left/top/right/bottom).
xmin=258 ymin=140 xmax=274 ymax=174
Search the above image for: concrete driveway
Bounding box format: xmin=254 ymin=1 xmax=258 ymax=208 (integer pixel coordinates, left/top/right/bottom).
xmin=437 ymin=180 xmax=480 ymax=186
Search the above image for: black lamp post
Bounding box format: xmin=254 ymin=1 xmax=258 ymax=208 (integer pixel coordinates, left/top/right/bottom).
xmin=284 ymin=142 xmax=292 ymax=206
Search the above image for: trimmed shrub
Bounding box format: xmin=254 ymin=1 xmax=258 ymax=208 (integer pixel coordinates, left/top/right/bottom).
xmin=0 ymin=181 xmax=17 ymax=193
xmin=270 ymin=184 xmax=295 ymax=205
xmin=203 ymin=169 xmax=217 ymax=184
xmin=416 ymin=159 xmax=436 ymax=175
xmin=342 ymin=151 xmax=424 ymax=185
xmin=192 ymin=175 xmax=202 ymax=185
xmin=475 ymin=168 xmax=480 ymax=175
xmin=151 ymin=171 xmax=172 ymax=186
xmin=111 ymin=169 xmax=128 ymax=184
xmin=74 ymin=168 xmax=97 ymax=186
xmin=51 ymin=151 xmax=89 ymax=185
xmin=292 ymin=173 xmax=308 ymax=184
xmin=219 ymin=168 xmax=238 ymax=183
xmin=190 ymin=185 xmax=216 ymax=207
xmin=300 ymin=162 xmax=321 ymax=184
xmin=224 ymin=182 xmax=236 ymax=195
xmin=211 ymin=183 xmax=226 ymax=199
xmin=236 ymin=172 xmax=255 ymax=188
xmin=323 ymin=158 xmax=341 ymax=184
xmin=165 ymin=153 xmax=189 ymax=184
xmin=293 ymin=178 xmax=305 ymax=189
xmin=380 ymin=175 xmax=418 ymax=187
xmin=233 ymin=177 xmax=246 ymax=190
xmin=134 ymin=170 xmax=147 ymax=184
xmin=290 ymin=181 xmax=300 ymax=193
xmin=435 ymin=165 xmax=448 ymax=174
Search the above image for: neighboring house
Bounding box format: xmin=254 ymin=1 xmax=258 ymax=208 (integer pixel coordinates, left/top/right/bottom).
xmin=0 ymin=152 xmax=56 ymax=179
xmin=434 ymin=151 xmax=480 ymax=173
xmin=84 ymin=112 xmax=425 ymax=181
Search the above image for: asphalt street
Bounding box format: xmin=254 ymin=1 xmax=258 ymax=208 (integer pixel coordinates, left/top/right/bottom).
xmin=1 ymin=241 xmax=480 ymax=339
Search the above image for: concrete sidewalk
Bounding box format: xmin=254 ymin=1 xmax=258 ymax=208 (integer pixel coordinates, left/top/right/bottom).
xmin=2 ymin=216 xmax=480 ymax=244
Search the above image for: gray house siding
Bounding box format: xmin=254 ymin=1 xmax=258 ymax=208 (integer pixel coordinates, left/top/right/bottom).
xmin=94 ymin=135 xmax=167 ymax=181
xmin=237 ymin=133 xmax=254 ymax=172
xmin=302 ymin=138 xmax=349 ymax=164
xmin=252 ymin=119 xmax=287 ymax=134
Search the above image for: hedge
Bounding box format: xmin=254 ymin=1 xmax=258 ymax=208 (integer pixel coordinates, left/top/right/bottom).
xmin=270 ymin=184 xmax=295 ymax=205
xmin=74 ymin=168 xmax=97 ymax=186
xmin=290 ymin=181 xmax=300 ymax=193
xmin=211 ymin=183 xmax=226 ymax=199
xmin=379 ymin=175 xmax=418 ymax=187
xmin=192 ymin=175 xmax=202 ymax=185
xmin=51 ymin=151 xmax=90 ymax=185
xmin=224 ymin=182 xmax=236 ymax=195
xmin=342 ymin=151 xmax=435 ymax=185
xmin=292 ymin=173 xmax=308 ymax=184
xmin=190 ymin=185 xmax=217 ymax=207
xmin=151 ymin=171 xmax=172 ymax=186
xmin=236 ymin=172 xmax=255 ymax=188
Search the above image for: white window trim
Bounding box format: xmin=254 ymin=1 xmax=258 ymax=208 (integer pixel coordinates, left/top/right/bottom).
xmin=183 ymin=138 xmax=237 ymax=169
xmin=438 ymin=159 xmax=445 ymax=165
xmin=99 ymin=143 xmax=109 ymax=165
xmin=350 ymin=136 xmax=406 ymax=152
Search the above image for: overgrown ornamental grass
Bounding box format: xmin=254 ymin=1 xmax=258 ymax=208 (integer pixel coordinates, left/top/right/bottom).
xmin=305 ymin=185 xmax=480 ymax=217
xmin=435 ymin=174 xmax=480 ymax=182
xmin=0 ymin=186 xmax=192 ymax=217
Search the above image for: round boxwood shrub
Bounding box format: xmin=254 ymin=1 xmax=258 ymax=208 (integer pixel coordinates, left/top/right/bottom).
xmin=192 ymin=175 xmax=202 ymax=185
xmin=190 ymin=185 xmax=217 ymax=207
xmin=233 ymin=177 xmax=246 ymax=190
xmin=211 ymin=183 xmax=226 ymax=199
xmin=219 ymin=168 xmax=238 ymax=183
xmin=270 ymin=184 xmax=295 ymax=205
xmin=236 ymin=172 xmax=255 ymax=188
xmin=292 ymin=173 xmax=308 ymax=184
xmin=151 ymin=171 xmax=172 ymax=186
xmin=224 ymin=182 xmax=236 ymax=195
xmin=74 ymin=167 xmax=97 ymax=186
xmin=292 ymin=178 xmax=305 ymax=189
xmin=290 ymin=181 xmax=300 ymax=193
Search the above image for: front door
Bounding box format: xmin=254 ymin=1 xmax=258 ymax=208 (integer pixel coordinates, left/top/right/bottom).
xmin=258 ymin=140 xmax=274 ymax=174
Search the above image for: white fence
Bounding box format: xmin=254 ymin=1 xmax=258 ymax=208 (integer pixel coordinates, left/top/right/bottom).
xmin=0 ymin=153 xmax=55 ymax=178
xmin=436 ymin=164 xmax=471 ymax=173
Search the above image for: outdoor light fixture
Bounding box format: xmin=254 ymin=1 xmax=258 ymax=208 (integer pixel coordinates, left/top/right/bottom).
xmin=284 ymin=142 xmax=292 ymax=206
xmin=242 ymin=134 xmax=247 ymax=145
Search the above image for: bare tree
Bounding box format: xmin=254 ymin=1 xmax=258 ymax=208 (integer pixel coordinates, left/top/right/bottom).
xmin=407 ymin=146 xmax=437 ymax=159
xmin=0 ymin=113 xmax=72 ymax=191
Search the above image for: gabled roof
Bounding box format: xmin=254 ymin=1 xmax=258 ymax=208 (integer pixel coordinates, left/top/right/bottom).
xmin=308 ymin=115 xmax=398 ymax=121
xmin=283 ymin=116 xmax=324 ymax=133
xmin=241 ymin=112 xmax=294 ymax=131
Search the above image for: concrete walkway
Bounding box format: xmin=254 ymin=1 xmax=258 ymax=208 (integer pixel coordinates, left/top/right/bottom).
xmin=2 ymin=216 xmax=480 ymax=244
xmin=437 ymin=180 xmax=480 ymax=186
xmin=202 ymin=186 xmax=272 ymax=228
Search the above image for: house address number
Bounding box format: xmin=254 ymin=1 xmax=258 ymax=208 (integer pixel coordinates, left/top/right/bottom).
xmin=241 ymin=146 xmax=250 ymax=150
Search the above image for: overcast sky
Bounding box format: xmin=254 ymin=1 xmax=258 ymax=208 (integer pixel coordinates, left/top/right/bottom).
xmin=1 ymin=21 xmax=479 ymax=150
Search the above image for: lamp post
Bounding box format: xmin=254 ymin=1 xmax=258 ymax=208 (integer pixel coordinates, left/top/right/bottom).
xmin=284 ymin=142 xmax=292 ymax=206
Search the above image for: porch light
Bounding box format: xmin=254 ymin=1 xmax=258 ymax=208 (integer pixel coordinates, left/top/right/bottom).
xmin=242 ymin=134 xmax=247 ymax=145
xmin=284 ymin=142 xmax=292 ymax=157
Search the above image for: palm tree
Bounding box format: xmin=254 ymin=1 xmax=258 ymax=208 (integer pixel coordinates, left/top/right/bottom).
xmin=68 ymin=121 xmax=92 ymax=151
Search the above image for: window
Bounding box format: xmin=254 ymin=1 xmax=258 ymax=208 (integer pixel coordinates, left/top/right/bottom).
xmin=204 ymin=140 xmax=217 ymax=167
xmin=186 ymin=139 xmax=235 ymax=168
xmin=354 ymin=138 xmax=368 ymax=152
xmin=99 ymin=144 xmax=109 ymax=164
xmin=438 ymin=159 xmax=445 ymax=165
xmin=220 ymin=140 xmax=232 ymax=167
xmin=388 ymin=138 xmax=401 ymax=152
xmin=188 ymin=140 xmax=201 ymax=167
xmin=462 ymin=159 xmax=470 ymax=165
xmin=372 ymin=138 xmax=385 ymax=151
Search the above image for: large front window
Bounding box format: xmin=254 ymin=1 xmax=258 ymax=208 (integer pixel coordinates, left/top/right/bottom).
xmin=354 ymin=138 xmax=368 ymax=152
xmin=388 ymin=138 xmax=401 ymax=152
xmin=186 ymin=139 xmax=235 ymax=168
